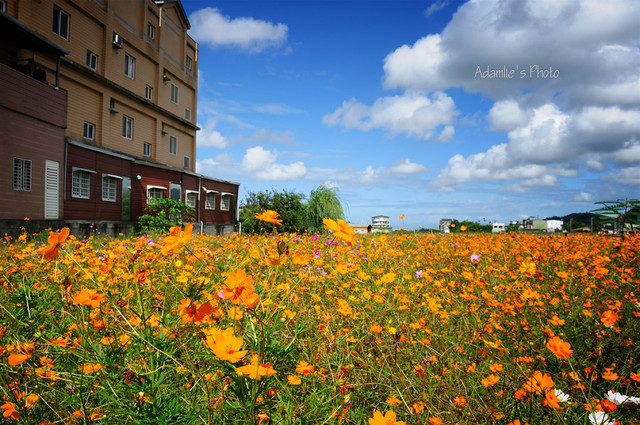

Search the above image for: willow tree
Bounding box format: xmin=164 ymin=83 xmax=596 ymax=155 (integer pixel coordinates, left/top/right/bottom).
xmin=305 ymin=185 xmax=344 ymax=234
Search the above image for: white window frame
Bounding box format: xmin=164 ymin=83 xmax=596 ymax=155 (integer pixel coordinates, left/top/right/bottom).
xmin=143 ymin=142 xmax=151 ymax=157
xmin=186 ymin=56 xmax=192 ymax=70
xmin=0 ymin=1 xmax=6 ymax=13
xmin=169 ymin=135 xmax=177 ymax=155
xmin=13 ymin=158 xmax=31 ymax=191
xmin=53 ymin=6 xmax=70 ymax=40
xmin=86 ymin=50 xmax=97 ymax=71
xmin=83 ymin=121 xmax=95 ymax=140
xmin=185 ymin=108 xmax=191 ymax=121
xmin=146 ymin=185 xmax=166 ymax=202
xmin=145 ymin=85 xmax=153 ymax=101
xmin=122 ymin=115 xmax=133 ymax=139
xmin=71 ymin=167 xmax=95 ymax=199
xmin=183 ymin=156 xmax=190 ymax=169
xmin=124 ymin=53 xmax=135 ymax=79
xmin=170 ymin=83 xmax=179 ymax=104
xmin=220 ymin=193 xmax=233 ymax=211
xmin=204 ymin=190 xmax=218 ymax=210
xmin=185 ymin=190 xmax=198 ymax=208
xmin=101 ymin=174 xmax=121 ymax=202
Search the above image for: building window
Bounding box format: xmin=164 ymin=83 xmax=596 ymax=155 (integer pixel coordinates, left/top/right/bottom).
xmin=124 ymin=54 xmax=135 ymax=79
xmin=52 ymin=6 xmax=70 ymax=40
xmin=13 ymin=158 xmax=31 ymax=191
xmin=183 ymin=156 xmax=190 ymax=169
xmin=143 ymin=142 xmax=151 ymax=157
xmin=169 ymin=135 xmax=177 ymax=155
xmin=147 ymin=23 xmax=155 ymax=40
xmin=221 ymin=194 xmax=231 ymax=211
xmin=185 ymin=192 xmax=197 ymax=208
xmin=145 ymin=85 xmax=153 ymax=101
xmin=86 ymin=51 xmax=97 ymax=71
xmin=186 ymin=56 xmax=192 ymax=70
xmin=122 ymin=115 xmax=133 ymax=139
xmin=170 ymin=83 xmax=179 ymax=104
xmin=205 ymin=192 xmax=216 ymax=210
xmin=83 ymin=122 xmax=95 ymax=140
xmin=0 ymin=1 xmax=6 ymax=13
xmin=102 ymin=176 xmax=117 ymax=202
xmin=72 ymin=170 xmax=91 ymax=199
xmin=185 ymin=108 xmax=191 ymax=121
xmin=147 ymin=187 xmax=164 ymax=201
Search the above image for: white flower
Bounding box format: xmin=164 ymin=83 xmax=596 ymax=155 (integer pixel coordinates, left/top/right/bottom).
xmin=588 ymin=411 xmax=615 ymax=425
xmin=605 ymin=389 xmax=640 ymax=405
xmin=554 ymin=388 xmax=570 ymax=403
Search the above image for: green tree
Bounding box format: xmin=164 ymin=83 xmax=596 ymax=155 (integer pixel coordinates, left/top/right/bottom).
xmin=591 ymin=198 xmax=640 ymax=239
xmin=240 ymin=189 xmax=307 ymax=234
xmin=138 ymin=198 xmax=196 ymax=233
xmin=305 ymin=186 xmax=344 ymax=234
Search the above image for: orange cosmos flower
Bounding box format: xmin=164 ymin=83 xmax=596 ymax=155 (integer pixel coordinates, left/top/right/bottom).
xmin=454 ymin=396 xmax=467 ymax=407
xmin=161 ymin=223 xmax=193 ymax=255
xmin=600 ymin=310 xmax=620 ymax=327
xmin=386 ymin=395 xmax=401 ymax=405
xmin=73 ymin=288 xmax=106 ymax=308
xmin=370 ymin=324 xmax=383 ymax=333
xmin=460 ymin=225 xmax=467 ymax=232
xmin=1 ymin=401 xmax=19 ymax=420
xmin=35 ymin=227 xmax=70 ymax=260
xmin=7 ymin=353 xmax=30 ymax=366
xmin=287 ymin=375 xmax=302 ymax=385
xmin=481 ymin=374 xmax=500 ymax=387
xmin=546 ymin=336 xmax=573 ymax=359
xmin=523 ymin=371 xmax=554 ymax=394
xmin=411 ymin=401 xmax=425 ymax=414
xmin=295 ymin=360 xmax=315 ymax=375
xmin=398 ymin=214 xmax=405 ymax=219
xmin=203 ymin=327 xmax=247 ymax=363
xmin=235 ymin=354 xmax=277 ymax=380
xmin=368 ymin=410 xmax=406 ymax=425
xmin=255 ymin=210 xmax=283 ymax=225
xmin=429 ymin=418 xmax=442 ymax=425
xmin=542 ymin=389 xmax=561 ymax=409
xmin=220 ymin=269 xmax=260 ymax=308
xmin=323 ymin=218 xmax=355 ymax=242
xmin=80 ymin=363 xmax=104 ymax=374
xmin=25 ymin=394 xmax=39 ymax=408
xmin=602 ymin=368 xmax=619 ymax=381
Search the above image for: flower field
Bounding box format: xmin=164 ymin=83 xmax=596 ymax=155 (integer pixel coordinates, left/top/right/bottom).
xmin=1 ymin=225 xmax=639 ymax=424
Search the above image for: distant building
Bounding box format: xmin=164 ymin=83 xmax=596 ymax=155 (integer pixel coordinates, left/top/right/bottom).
xmin=349 ymin=223 xmax=370 ymax=234
xmin=439 ymin=218 xmax=453 ymax=233
xmin=547 ymin=220 xmax=563 ymax=232
xmin=371 ymin=215 xmax=391 ymax=233
xmin=492 ymin=223 xmax=506 ymax=233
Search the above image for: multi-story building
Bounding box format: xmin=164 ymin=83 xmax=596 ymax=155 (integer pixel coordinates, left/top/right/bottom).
xmin=1 ymin=0 xmax=239 ymax=236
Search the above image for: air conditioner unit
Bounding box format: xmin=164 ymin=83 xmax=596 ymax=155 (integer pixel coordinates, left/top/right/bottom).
xmin=113 ymin=33 xmax=123 ymax=48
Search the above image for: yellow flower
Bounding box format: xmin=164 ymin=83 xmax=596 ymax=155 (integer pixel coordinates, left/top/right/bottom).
xmin=368 ymin=410 xmax=406 ymax=425
xmin=255 ymin=210 xmax=283 ymax=225
xmin=235 ymin=354 xmax=278 ymax=380
xmin=203 ymin=327 xmax=248 ymax=363
xmin=323 ymin=218 xmax=355 ymax=242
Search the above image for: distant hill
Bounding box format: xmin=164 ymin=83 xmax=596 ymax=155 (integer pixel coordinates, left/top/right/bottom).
xmin=544 ymin=212 xmax=600 ymax=225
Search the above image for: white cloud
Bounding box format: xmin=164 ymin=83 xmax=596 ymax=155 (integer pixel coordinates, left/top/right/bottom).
xmin=323 ymin=91 xmax=457 ymax=140
xmin=197 ymin=119 xmax=228 ymax=148
xmin=488 ymin=99 xmax=530 ymax=132
xmin=254 ymin=103 xmax=303 ymax=115
xmin=360 ymin=165 xmax=381 ymax=184
xmin=437 ymin=125 xmax=455 ymax=142
xmin=574 ymin=192 xmax=593 ymax=201
xmin=189 ymin=8 xmax=287 ymax=53
xmin=390 ymin=159 xmax=426 ymax=175
xmin=382 ymin=0 xmax=640 ymax=102
xmin=425 ymin=1 xmax=450 ymax=17
xmin=251 ymin=128 xmax=296 ymax=144
xmin=241 ymin=146 xmax=307 ymax=181
xmin=613 ymin=167 xmax=640 ymax=185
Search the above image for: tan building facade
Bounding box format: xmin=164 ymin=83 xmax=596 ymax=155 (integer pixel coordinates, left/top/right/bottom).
xmin=5 ymin=0 xmax=198 ymax=171
xmin=0 ymin=1 xmax=240 ymax=236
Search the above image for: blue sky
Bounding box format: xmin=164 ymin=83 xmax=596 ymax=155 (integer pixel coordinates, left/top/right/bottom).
xmin=184 ymin=0 xmax=640 ymax=230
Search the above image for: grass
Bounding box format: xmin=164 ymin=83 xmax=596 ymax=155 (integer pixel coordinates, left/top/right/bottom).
xmin=0 ymin=227 xmax=639 ymax=424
